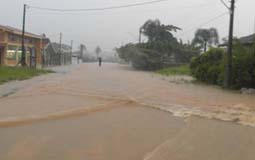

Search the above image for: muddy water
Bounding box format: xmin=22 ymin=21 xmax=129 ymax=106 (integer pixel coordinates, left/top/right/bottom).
xmin=145 ymin=116 xmax=255 ymax=160
xmin=54 ymin=63 xmax=255 ymax=126
xmin=0 ymin=105 xmax=185 ymax=160
xmin=1 ymin=104 xmax=255 ymax=160
xmin=1 ymin=63 xmax=255 ymax=125
xmin=0 ymin=63 xmax=255 ymax=159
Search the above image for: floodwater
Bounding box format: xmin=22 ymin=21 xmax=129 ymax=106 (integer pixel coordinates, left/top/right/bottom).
xmin=0 ymin=105 xmax=185 ymax=160
xmin=0 ymin=63 xmax=255 ymax=159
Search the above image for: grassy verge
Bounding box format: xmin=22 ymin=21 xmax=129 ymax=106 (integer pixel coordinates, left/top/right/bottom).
xmin=0 ymin=66 xmax=53 ymax=85
xmin=156 ymin=65 xmax=191 ymax=76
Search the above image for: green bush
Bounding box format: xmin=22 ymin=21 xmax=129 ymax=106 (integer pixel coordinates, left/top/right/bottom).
xmin=190 ymin=43 xmax=255 ymax=89
xmin=117 ymin=44 xmax=164 ymax=70
xmin=231 ymin=43 xmax=255 ymax=88
xmin=131 ymin=48 xmax=163 ymax=70
xmin=190 ymin=48 xmax=224 ymax=84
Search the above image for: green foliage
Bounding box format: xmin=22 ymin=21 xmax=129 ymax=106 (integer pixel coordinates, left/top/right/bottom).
xmin=157 ymin=65 xmax=190 ymax=76
xmin=140 ymin=19 xmax=181 ymax=57
xmin=174 ymin=48 xmax=199 ymax=63
xmin=117 ymin=19 xmax=198 ymax=70
xmin=141 ymin=19 xmax=181 ymax=44
xmin=192 ymin=28 xmax=219 ymax=52
xmin=117 ymin=45 xmax=163 ymax=70
xmin=231 ymin=42 xmax=255 ymax=88
xmin=190 ymin=48 xmax=224 ymax=84
xmin=116 ymin=43 xmax=136 ymax=62
xmin=0 ymin=67 xmax=53 ymax=84
xmin=190 ymin=42 xmax=255 ymax=89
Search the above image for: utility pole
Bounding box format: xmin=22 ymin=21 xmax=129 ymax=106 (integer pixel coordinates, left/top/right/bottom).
xmin=80 ymin=44 xmax=84 ymax=63
xmin=139 ymin=27 xmax=142 ymax=43
xmin=59 ymin=32 xmax=62 ymax=65
xmin=70 ymin=40 xmax=73 ymax=64
xmin=78 ymin=44 xmax=82 ymax=64
xmin=21 ymin=4 xmax=27 ymax=66
xmin=224 ymin=0 xmax=235 ymax=88
xmin=253 ymin=17 xmax=255 ymax=55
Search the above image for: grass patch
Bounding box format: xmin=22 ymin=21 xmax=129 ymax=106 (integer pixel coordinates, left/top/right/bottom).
xmin=156 ymin=65 xmax=191 ymax=76
xmin=0 ymin=66 xmax=54 ymax=85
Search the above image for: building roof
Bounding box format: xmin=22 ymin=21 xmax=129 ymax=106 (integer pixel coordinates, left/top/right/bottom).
xmin=220 ymin=34 xmax=255 ymax=46
xmin=0 ymin=24 xmax=46 ymax=39
xmin=239 ymin=34 xmax=255 ymax=44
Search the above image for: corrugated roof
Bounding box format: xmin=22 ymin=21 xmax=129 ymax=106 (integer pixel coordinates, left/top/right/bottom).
xmin=219 ymin=34 xmax=255 ymax=46
xmin=239 ymin=34 xmax=255 ymax=44
xmin=0 ymin=24 xmax=46 ymax=39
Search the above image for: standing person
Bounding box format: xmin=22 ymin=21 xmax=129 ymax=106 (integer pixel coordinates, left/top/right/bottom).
xmin=98 ymin=57 xmax=102 ymax=67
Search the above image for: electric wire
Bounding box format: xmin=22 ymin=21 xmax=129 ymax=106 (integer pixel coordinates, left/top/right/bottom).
xmin=27 ymin=0 xmax=170 ymax=12
xmin=220 ymin=0 xmax=230 ymax=9
xmin=176 ymin=12 xmax=228 ymax=38
xmin=25 ymin=0 xmax=229 ymax=46
xmin=27 ymin=2 xmax=216 ymax=16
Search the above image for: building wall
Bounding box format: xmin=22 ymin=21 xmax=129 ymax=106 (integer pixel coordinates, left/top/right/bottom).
xmin=0 ymin=47 xmax=4 ymax=65
xmin=0 ymin=31 xmax=43 ymax=68
xmin=0 ymin=32 xmax=5 ymax=41
xmin=0 ymin=31 xmax=6 ymax=65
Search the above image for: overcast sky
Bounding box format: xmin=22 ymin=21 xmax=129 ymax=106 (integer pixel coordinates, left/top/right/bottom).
xmin=1 ymin=0 xmax=255 ymax=52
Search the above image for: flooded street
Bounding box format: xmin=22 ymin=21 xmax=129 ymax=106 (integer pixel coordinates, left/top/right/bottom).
xmin=1 ymin=63 xmax=255 ymax=159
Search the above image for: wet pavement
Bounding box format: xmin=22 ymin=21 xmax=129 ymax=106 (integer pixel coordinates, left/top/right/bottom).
xmin=0 ymin=63 xmax=255 ymax=160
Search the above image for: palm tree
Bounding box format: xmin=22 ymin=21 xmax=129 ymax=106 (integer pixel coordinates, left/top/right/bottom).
xmin=192 ymin=28 xmax=219 ymax=53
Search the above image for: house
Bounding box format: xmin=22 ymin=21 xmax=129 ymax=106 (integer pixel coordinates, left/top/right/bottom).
xmin=220 ymin=34 xmax=255 ymax=47
xmin=238 ymin=34 xmax=255 ymax=46
xmin=0 ymin=25 xmax=49 ymax=68
xmin=43 ymin=42 xmax=72 ymax=66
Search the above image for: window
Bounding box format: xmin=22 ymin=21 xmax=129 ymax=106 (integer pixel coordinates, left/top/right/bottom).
xmin=6 ymin=45 xmax=17 ymax=60
xmin=8 ymin=34 xmax=19 ymax=42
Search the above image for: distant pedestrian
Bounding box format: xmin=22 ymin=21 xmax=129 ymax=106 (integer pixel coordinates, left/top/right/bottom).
xmin=98 ymin=57 xmax=102 ymax=67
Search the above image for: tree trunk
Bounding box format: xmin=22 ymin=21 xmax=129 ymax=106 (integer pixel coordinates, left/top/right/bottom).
xmin=204 ymin=42 xmax=207 ymax=53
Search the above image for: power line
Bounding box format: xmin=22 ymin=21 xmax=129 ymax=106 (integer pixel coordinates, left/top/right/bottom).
xmin=28 ymin=0 xmax=170 ymax=12
xmin=176 ymin=7 xmax=224 ymax=31
xmin=27 ymin=2 xmax=216 ymax=16
xmin=176 ymin=12 xmax=228 ymax=38
xmin=220 ymin=0 xmax=230 ymax=9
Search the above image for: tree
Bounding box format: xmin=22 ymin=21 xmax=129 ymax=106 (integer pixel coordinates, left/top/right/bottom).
xmin=192 ymin=28 xmax=219 ymax=53
xmin=140 ymin=19 xmax=181 ymax=44
xmin=95 ymin=46 xmax=102 ymax=57
xmin=117 ymin=19 xmax=198 ymax=70
xmin=140 ymin=19 xmax=181 ymax=57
